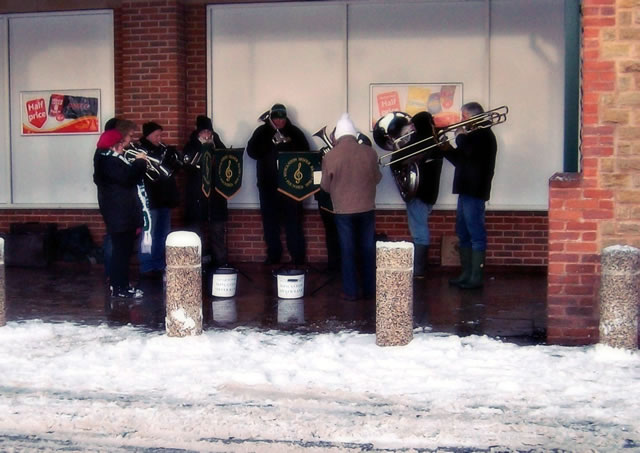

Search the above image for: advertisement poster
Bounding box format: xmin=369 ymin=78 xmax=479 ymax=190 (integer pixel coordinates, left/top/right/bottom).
xmin=370 ymin=83 xmax=463 ymax=130
xmin=21 ymin=89 xmax=100 ymax=135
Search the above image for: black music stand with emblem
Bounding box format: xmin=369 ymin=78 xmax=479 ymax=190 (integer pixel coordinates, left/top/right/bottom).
xmin=212 ymin=147 xmax=253 ymax=282
xmin=276 ymin=151 xmax=339 ymax=294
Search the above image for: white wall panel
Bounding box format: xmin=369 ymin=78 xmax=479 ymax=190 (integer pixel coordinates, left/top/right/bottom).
xmin=489 ymin=0 xmax=565 ymax=209
xmin=0 ymin=16 xmax=9 ymax=204
xmin=9 ymin=11 xmax=114 ymax=205
xmin=209 ymin=3 xmax=347 ymax=207
xmin=348 ymin=1 xmax=488 ymax=208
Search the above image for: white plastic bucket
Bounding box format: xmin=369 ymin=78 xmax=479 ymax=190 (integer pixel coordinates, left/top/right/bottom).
xmin=275 ymin=269 xmax=305 ymax=299
xmin=211 ymin=267 xmax=238 ymax=297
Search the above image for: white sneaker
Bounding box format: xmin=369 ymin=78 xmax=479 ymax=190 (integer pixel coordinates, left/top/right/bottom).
xmin=110 ymin=286 xmax=144 ymax=299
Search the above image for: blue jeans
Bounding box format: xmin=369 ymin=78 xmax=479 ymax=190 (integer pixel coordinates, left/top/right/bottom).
xmin=455 ymin=194 xmax=487 ymax=251
xmin=406 ymin=198 xmax=433 ymax=246
xmin=334 ymin=211 xmax=376 ymax=299
xmin=139 ymin=207 xmax=171 ymax=272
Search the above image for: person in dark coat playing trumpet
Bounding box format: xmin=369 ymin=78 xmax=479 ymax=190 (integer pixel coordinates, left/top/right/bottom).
xmin=136 ymin=122 xmax=181 ymax=277
xmin=93 ymin=129 xmax=148 ymax=299
xmin=183 ymin=115 xmax=229 ymax=269
xmin=246 ymin=103 xmax=310 ymax=265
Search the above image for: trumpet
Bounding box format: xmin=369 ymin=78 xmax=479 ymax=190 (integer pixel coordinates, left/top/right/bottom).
xmin=259 ymin=110 xmax=291 ymax=145
xmin=158 ymin=142 xmax=184 ymax=172
xmin=375 ymin=105 xmax=509 ymax=167
xmin=123 ymin=144 xmax=172 ymax=181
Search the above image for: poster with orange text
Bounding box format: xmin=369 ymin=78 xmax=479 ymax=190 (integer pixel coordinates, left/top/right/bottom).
xmin=370 ymin=83 xmax=463 ymax=130
xmin=21 ymin=89 xmax=101 ymax=135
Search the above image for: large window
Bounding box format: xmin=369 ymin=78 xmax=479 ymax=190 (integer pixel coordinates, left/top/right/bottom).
xmin=209 ymin=0 xmax=567 ymax=210
xmin=1 ymin=10 xmax=114 ymax=206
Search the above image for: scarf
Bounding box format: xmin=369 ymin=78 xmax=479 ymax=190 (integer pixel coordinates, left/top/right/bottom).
xmin=104 ymin=149 xmax=152 ymax=252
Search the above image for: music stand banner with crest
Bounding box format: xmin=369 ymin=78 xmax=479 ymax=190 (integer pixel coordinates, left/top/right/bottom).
xmin=214 ymin=148 xmax=244 ymax=200
xmin=276 ymin=151 xmax=323 ymax=202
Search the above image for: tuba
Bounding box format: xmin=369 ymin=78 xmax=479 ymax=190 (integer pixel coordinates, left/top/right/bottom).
xmin=312 ymin=126 xmax=334 ymax=154
xmin=312 ymin=125 xmax=372 ymax=154
xmin=123 ymin=143 xmax=173 ymax=181
xmin=374 ymin=106 xmax=508 ymax=201
xmin=259 ymin=110 xmax=291 ymax=145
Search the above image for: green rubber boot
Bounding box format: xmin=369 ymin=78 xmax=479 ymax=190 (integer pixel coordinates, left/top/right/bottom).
xmin=448 ymin=247 xmax=472 ymax=286
xmin=458 ymin=250 xmax=486 ymax=289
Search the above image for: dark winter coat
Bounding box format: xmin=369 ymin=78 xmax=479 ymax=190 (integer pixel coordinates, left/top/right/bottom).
xmin=93 ymin=148 xmax=146 ymax=234
xmin=442 ymin=125 xmax=497 ymax=201
xmin=390 ymin=112 xmax=443 ymax=205
xmin=138 ymin=137 xmax=180 ymax=210
xmin=246 ymin=119 xmax=310 ymax=191
xmin=183 ymin=130 xmax=228 ymax=224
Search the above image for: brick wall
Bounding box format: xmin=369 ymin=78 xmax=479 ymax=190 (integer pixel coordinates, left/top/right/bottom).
xmin=117 ymin=0 xmax=187 ymax=144
xmin=0 ymin=207 xmax=548 ymax=267
xmin=547 ymin=0 xmax=640 ymax=346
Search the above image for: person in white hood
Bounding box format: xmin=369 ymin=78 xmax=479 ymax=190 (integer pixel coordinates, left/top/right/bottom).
xmin=321 ymin=113 xmax=382 ymax=301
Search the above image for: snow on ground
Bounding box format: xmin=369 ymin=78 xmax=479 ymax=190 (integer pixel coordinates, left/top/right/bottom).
xmin=0 ymin=320 xmax=639 ymax=452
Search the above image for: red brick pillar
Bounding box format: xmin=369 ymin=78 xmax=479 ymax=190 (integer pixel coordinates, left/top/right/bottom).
xmin=118 ymin=1 xmax=187 ymax=145
xmin=547 ymin=0 xmax=634 ymax=345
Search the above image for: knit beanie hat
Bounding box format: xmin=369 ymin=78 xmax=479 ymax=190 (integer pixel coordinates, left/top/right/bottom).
xmin=104 ymin=117 xmax=121 ymax=131
xmin=334 ymin=113 xmax=357 ymax=140
xmin=142 ymin=121 xmax=162 ymax=138
xmin=270 ymin=103 xmax=287 ymax=119
xmin=96 ymin=129 xmax=122 ymax=149
xmin=196 ymin=115 xmax=213 ymax=132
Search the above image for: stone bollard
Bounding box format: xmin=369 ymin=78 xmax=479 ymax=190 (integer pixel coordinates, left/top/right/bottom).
xmin=599 ymin=245 xmax=640 ymax=349
xmin=375 ymin=241 xmax=414 ymax=346
xmin=0 ymin=237 xmax=5 ymax=327
xmin=165 ymin=231 xmax=202 ymax=337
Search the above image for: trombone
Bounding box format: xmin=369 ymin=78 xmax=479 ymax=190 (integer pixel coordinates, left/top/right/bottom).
xmin=375 ymin=105 xmax=509 ymax=167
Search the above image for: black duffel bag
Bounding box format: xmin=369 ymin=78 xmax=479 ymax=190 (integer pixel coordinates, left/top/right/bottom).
xmin=6 ymin=222 xmax=58 ymax=268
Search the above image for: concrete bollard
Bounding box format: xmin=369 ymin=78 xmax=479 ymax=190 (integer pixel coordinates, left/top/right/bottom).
xmin=165 ymin=231 xmax=202 ymax=337
xmin=599 ymin=245 xmax=640 ymax=349
xmin=0 ymin=237 xmax=5 ymax=327
xmin=375 ymin=241 xmax=414 ymax=347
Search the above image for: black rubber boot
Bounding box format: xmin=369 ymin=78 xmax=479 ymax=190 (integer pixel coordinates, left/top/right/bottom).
xmin=448 ymin=247 xmax=472 ymax=286
xmin=413 ymin=244 xmax=429 ymax=279
xmin=458 ymin=250 xmax=486 ymax=289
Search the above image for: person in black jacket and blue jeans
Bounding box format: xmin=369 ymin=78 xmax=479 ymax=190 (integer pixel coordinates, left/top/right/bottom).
xmin=94 ymin=129 xmax=148 ymax=298
xmin=137 ymin=122 xmax=181 ymax=278
xmin=438 ymin=101 xmax=497 ymax=289
xmin=390 ymin=111 xmax=443 ymax=279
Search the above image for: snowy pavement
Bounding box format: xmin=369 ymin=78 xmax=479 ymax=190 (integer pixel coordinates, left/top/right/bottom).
xmin=0 ymin=320 xmax=639 ymax=452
